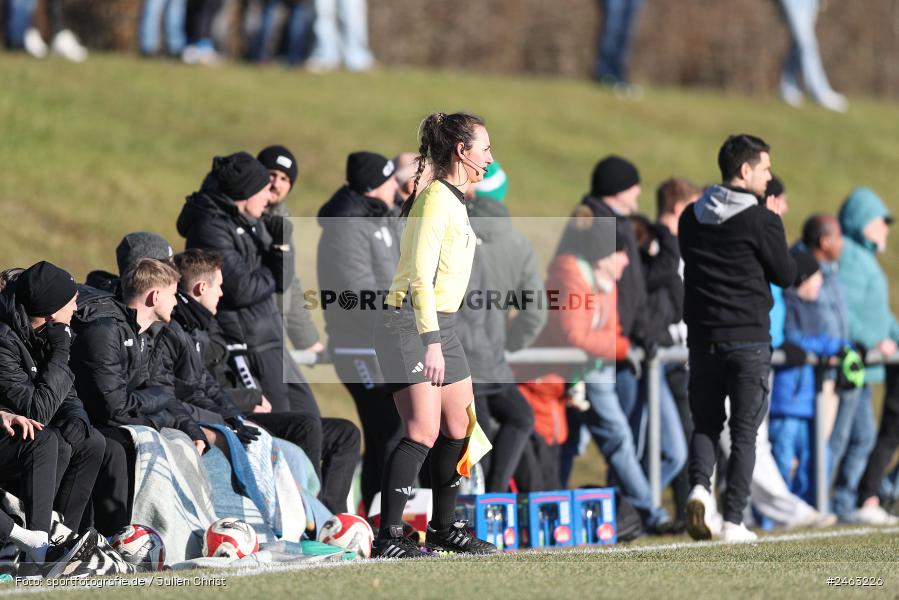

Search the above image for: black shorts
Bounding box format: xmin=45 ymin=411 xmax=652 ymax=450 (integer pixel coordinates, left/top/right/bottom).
xmin=374 ymin=307 xmax=470 ymax=393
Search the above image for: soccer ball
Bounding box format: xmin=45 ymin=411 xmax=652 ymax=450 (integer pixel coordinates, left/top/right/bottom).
xmin=317 ymin=513 xmax=374 ymax=559
xmin=202 ymin=518 xmax=259 ymax=559
xmin=108 ymin=524 xmax=165 ymax=571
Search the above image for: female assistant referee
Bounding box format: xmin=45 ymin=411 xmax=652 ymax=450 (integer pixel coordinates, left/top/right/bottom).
xmin=372 ymin=112 xmax=497 ymax=559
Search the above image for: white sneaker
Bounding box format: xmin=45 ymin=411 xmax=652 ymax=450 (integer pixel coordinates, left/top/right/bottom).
xmin=814 ymin=90 xmax=848 ymax=113
xmin=850 ymin=504 xmax=899 ymax=526
xmin=686 ymin=485 xmax=718 ymax=541
xmin=51 ymin=30 xmax=88 ymax=63
xmin=787 ymin=507 xmax=838 ymax=530
xmin=304 ymin=57 xmax=339 ymax=74
xmin=779 ymin=77 xmax=804 ymax=108
xmin=23 ymin=27 xmax=48 ymax=59
xmin=720 ymin=521 xmax=758 ymax=543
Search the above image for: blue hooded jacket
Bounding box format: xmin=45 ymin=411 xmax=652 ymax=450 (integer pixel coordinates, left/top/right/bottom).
xmin=837 ymin=187 xmax=898 ymax=384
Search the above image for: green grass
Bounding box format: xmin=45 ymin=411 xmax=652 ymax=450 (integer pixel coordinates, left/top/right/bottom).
xmin=6 ymin=527 xmax=898 ymax=600
xmin=2 ymin=53 xmax=898 ymax=487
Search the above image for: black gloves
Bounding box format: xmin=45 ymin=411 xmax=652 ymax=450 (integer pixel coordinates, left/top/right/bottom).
xmin=779 ymin=341 xmax=807 ymax=367
xmin=226 ymin=416 xmax=260 ymax=446
xmin=59 ymin=418 xmax=89 ymax=447
xmin=262 ymin=213 xmax=293 ymax=247
xmin=44 ymin=322 xmax=72 ymax=355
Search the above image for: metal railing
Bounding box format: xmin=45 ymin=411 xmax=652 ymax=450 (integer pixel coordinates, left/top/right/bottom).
xmin=292 ymin=346 xmax=899 ymax=514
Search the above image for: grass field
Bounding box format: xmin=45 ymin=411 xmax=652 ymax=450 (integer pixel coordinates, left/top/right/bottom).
xmin=2 ymin=526 xmax=897 ymax=600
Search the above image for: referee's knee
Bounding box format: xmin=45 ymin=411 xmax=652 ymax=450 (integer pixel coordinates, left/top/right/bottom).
xmin=404 ymin=426 xmax=439 ymax=449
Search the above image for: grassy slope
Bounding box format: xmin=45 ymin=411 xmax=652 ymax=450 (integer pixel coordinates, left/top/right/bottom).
xmin=1 ymin=53 xmax=898 ymax=485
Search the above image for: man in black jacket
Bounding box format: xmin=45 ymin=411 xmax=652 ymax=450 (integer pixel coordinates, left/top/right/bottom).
xmin=177 ymin=151 xmax=318 ymax=417
xmin=0 ymin=262 xmax=105 ymax=534
xmin=679 ymin=134 xmax=797 ymax=543
xmin=316 ymin=151 xmax=403 ymax=509
xmin=72 ymin=259 xmax=206 ymax=533
xmin=173 ymin=249 xmax=360 ymax=513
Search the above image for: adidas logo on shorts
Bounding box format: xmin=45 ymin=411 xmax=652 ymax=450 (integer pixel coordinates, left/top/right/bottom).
xmin=411 ymin=362 xmax=424 ymax=374
xmin=394 ymin=486 xmax=413 ymax=495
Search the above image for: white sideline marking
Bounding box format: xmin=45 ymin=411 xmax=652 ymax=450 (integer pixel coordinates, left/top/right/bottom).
xmin=2 ymin=526 xmax=897 ymax=595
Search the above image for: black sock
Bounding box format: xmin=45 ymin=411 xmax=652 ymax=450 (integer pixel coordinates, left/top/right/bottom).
xmin=379 ymin=437 xmax=429 ymax=537
xmin=429 ymin=435 xmax=466 ymax=531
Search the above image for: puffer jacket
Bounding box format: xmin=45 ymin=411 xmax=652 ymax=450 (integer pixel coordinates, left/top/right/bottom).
xmin=70 ymin=281 xmax=201 ymax=437
xmin=0 ymin=281 xmax=89 ymax=428
xmin=177 ymin=187 xmax=290 ymax=353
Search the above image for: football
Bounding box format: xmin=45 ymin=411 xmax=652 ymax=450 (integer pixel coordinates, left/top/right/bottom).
xmin=108 ymin=524 xmax=166 ymax=571
xmin=317 ymin=513 xmax=375 ymax=559
xmin=202 ymin=518 xmax=259 ymax=559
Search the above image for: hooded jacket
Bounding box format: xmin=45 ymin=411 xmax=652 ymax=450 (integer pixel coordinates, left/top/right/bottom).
xmin=70 ymin=281 xmax=201 ymax=437
xmin=177 ymin=188 xmax=290 ymax=353
xmin=466 ymin=197 xmax=547 ymax=352
xmin=630 ymin=218 xmax=683 ymax=349
xmin=678 ymin=184 xmax=796 ymax=346
xmin=0 ymin=281 xmax=89 ymax=428
xmin=316 ymin=185 xmax=403 ymax=348
xmin=837 ymin=187 xmax=898 ymax=384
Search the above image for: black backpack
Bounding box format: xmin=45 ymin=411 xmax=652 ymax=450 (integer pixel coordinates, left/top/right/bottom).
xmin=615 ymin=490 xmax=645 ymax=542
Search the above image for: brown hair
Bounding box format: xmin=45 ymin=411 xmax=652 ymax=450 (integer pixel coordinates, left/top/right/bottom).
xmin=400 ymin=111 xmax=485 ymax=217
xmin=122 ymin=258 xmax=180 ymax=303
xmin=0 ymin=268 xmax=24 ymax=293
xmin=173 ymin=249 xmax=223 ymax=291
xmin=656 ymin=177 xmax=702 ymax=219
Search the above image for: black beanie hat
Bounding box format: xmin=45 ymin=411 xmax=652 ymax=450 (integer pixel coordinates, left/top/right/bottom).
xmin=346 ymin=151 xmax=396 ymax=194
xmin=791 ymin=248 xmax=821 ymax=287
xmin=766 ymin=175 xmax=785 ymax=198
xmin=17 ymin=261 xmax=77 ymax=317
xmin=257 ymin=145 xmax=298 ymax=186
xmin=116 ymin=231 xmax=174 ymax=276
xmin=211 ymin=152 xmax=271 ymax=201
xmin=591 ymin=155 xmax=640 ymax=198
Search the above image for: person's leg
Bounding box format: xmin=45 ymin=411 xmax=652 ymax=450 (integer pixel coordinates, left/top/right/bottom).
xmin=687 ymin=349 xmax=728 ymax=493
xmin=163 ymin=0 xmax=188 ymax=55
xmin=832 ymin=386 xmax=876 ymax=519
xmin=95 ymin=428 xmax=135 ymax=536
xmin=473 ymin=393 xmax=494 ymax=480
xmin=5 ymin=0 xmax=38 ymax=49
xmin=559 ymin=408 xmax=585 ymax=487
xmin=721 ymin=344 xmax=771 ymax=525
xmin=2 ymin=429 xmax=57 ymax=535
xmin=46 ymin=0 xmax=63 ymax=37
xmin=249 ymin=411 xmax=323 ymax=479
xmin=429 ymin=377 xmax=475 ymax=531
xmin=793 ymin=417 xmax=814 ymax=505
xmin=285 ymin=0 xmax=315 ymax=64
xmin=249 ymin=0 xmax=279 ymax=61
xmin=778 ymin=0 xmax=841 ymax=103
xmin=596 ymin=0 xmax=626 ymax=82
xmin=657 ymin=371 xmax=688 ymax=489
xmin=666 ymin=364 xmax=692 ymax=522
xmin=318 ymin=418 xmax=360 ymax=514
xmin=249 ymin=348 xmax=320 ymax=417
xmin=768 ymin=416 xmax=797 ymax=486
xmin=828 ymin=386 xmax=861 ymax=484
xmin=309 ymin=0 xmax=340 ymax=67
xmin=857 ymin=367 xmax=899 ymax=505
xmin=483 ymin=383 xmax=534 ymax=493
xmin=52 ymin=430 xmax=105 ymax=533
xmin=513 ymin=435 xmax=543 ymax=493
xmin=617 ymin=366 xmax=644 ymax=457
xmin=611 ymin=0 xmax=644 ymax=84
xmin=585 ymin=367 xmax=667 ymax=527
xmin=139 ymin=0 xmax=166 ymax=55
xmin=336 ymin=0 xmax=373 ymax=70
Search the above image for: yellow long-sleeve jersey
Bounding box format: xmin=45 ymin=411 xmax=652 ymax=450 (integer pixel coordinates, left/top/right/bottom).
xmin=385 ymin=179 xmax=476 ymax=344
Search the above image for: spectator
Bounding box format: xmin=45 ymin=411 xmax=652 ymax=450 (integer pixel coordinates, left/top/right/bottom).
xmin=139 ymin=0 xmax=187 ymax=57
xmin=546 ymin=214 xmax=670 ymax=531
xmin=837 ymin=187 xmax=899 ymax=525
xmin=679 ymin=134 xmax=796 ymax=542
xmin=172 ymin=249 xmax=360 ymax=513
xmin=248 ymin=0 xmax=314 ymax=65
xmin=594 ymin=0 xmax=644 ymax=92
xmin=182 ymin=0 xmax=223 ymax=65
xmin=654 ymin=177 xmax=701 ymax=529
xmin=769 ymin=249 xmax=852 ymax=505
xmin=306 ymin=0 xmax=374 ymax=72
xmin=778 ymin=0 xmax=848 ymax=112
xmin=316 ymin=151 xmax=403 ymax=510
xmin=4 ymin=0 xmax=87 ymax=62
xmin=256 ymin=145 xmax=323 ymax=356
xmin=457 ymin=161 xmax=543 ymax=493
xmin=0 ymin=263 xmax=106 ymax=535
xmin=177 ymin=151 xmax=319 ymax=418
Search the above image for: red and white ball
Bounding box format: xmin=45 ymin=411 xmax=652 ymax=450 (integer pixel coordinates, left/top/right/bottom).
xmin=317 ymin=513 xmax=374 ymax=559
xmin=108 ymin=524 xmax=166 ymax=571
xmin=202 ymin=518 xmax=259 ymax=559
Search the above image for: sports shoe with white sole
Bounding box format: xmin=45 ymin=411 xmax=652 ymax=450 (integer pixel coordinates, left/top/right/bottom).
xmin=849 ymin=504 xmax=899 ymax=526
xmin=51 ymin=30 xmax=88 ymax=63
xmin=720 ymin=521 xmax=757 ymax=543
xmin=685 ymin=485 xmax=717 ymax=541
xmin=24 ymin=27 xmax=48 ymax=58
xmin=425 ymin=520 xmax=497 ymax=555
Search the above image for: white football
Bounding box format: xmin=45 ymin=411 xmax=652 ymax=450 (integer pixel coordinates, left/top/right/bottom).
xmin=317 ymin=513 xmax=374 ymax=559
xmin=203 ymin=518 xmax=259 ymax=559
xmin=108 ymin=524 xmax=166 ymax=571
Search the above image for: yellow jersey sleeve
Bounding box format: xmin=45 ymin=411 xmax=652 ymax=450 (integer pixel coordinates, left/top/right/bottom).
xmin=407 ymin=187 xmax=449 ymax=342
